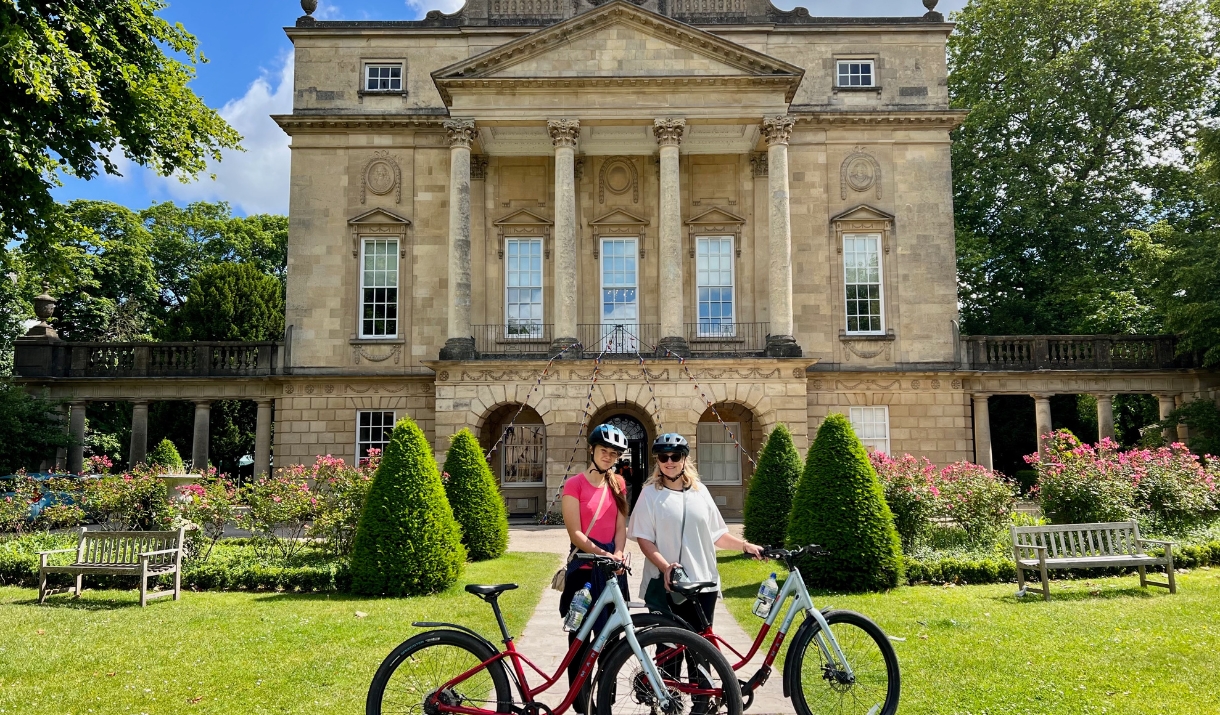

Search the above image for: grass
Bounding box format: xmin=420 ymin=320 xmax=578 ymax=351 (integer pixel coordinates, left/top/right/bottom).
xmin=718 ymin=553 xmax=1220 ymax=714
xmin=0 ymin=551 xmax=558 ymax=715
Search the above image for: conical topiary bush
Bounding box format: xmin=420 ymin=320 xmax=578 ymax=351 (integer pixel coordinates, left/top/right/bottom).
xmin=147 ymin=438 xmax=184 ymax=471
xmin=350 ymin=417 xmax=466 ymax=596
xmin=787 ymin=413 xmax=902 ymax=592
xmin=443 ymin=428 xmax=509 ymax=561
xmin=743 ymin=424 xmax=801 ymax=547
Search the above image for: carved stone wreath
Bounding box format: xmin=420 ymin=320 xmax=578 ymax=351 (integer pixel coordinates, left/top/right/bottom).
xmin=352 ymin=344 xmax=402 ymax=365
xmin=840 ymin=148 xmax=882 ymax=200
xmin=361 ymin=151 xmax=401 ymax=205
xmin=599 ymin=157 xmax=638 ymax=204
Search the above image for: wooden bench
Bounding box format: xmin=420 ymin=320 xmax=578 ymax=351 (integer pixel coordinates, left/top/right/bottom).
xmin=1011 ymin=521 xmax=1175 ymax=601
xmin=39 ymin=527 xmax=186 ymax=607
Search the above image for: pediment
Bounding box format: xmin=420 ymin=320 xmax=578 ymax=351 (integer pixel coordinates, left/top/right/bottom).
xmin=348 ymin=207 xmax=412 ymax=226
xmin=493 ymin=208 xmax=553 ymax=227
xmin=590 ymin=209 xmax=649 ymax=227
xmin=830 ymin=205 xmax=894 ymax=224
xmin=434 ymin=1 xmax=802 ymax=83
xmin=686 ymin=207 xmax=745 ymax=226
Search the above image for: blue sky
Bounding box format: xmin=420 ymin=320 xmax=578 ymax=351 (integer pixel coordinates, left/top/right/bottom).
xmin=51 ymin=0 xmax=967 ymax=217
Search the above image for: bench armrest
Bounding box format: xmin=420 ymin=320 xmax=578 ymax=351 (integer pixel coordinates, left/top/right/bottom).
xmin=38 ymin=548 xmax=76 ymax=556
xmin=139 ymin=548 xmax=182 ymax=558
xmin=1014 ymin=544 xmax=1047 ymax=554
xmin=1139 ymin=538 xmax=1175 ymax=547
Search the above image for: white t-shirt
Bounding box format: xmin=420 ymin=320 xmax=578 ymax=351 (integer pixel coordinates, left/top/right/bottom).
xmin=627 ymin=483 xmax=729 ymax=599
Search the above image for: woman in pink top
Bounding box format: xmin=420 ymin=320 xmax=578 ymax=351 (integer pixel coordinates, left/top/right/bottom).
xmin=559 ymin=423 xmax=630 ymax=714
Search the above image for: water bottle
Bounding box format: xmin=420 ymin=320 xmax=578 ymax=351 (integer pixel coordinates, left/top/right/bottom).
xmin=752 ymin=573 xmax=779 ymax=619
xmin=564 ymin=583 xmax=593 ymax=632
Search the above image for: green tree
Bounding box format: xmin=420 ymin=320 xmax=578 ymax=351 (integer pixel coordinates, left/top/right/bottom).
xmin=0 ymin=0 xmax=241 ymax=246
xmin=949 ymin=0 xmax=1217 ymax=335
xmin=166 ymin=262 xmax=284 ymax=342
xmin=147 ymin=438 xmax=183 ymax=471
xmin=0 ymin=381 xmax=70 ymax=474
xmin=350 ymin=417 xmax=466 ymax=596
xmin=787 ymin=414 xmax=903 ymax=592
xmin=743 ymin=424 xmax=801 ymax=547
xmin=442 ymin=429 xmax=509 ymax=561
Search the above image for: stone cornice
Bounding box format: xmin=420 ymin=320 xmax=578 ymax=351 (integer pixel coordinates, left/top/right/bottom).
xmin=272 ymin=114 xmax=448 ymax=134
xmin=791 ymin=109 xmax=969 ymax=129
xmin=437 ymin=75 xmax=799 ymax=104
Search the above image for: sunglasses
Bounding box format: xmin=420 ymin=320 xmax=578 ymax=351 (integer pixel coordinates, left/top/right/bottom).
xmin=655 ymin=454 xmax=684 ymax=463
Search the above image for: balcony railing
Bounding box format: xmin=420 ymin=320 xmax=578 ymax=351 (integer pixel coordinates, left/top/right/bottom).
xmin=471 ymin=324 xmax=554 ymax=359
xmin=14 ymin=341 xmax=282 ymax=378
xmin=963 ymin=335 xmax=1193 ymax=371
xmin=685 ymin=322 xmax=769 ymax=357
xmin=578 ymin=324 xmax=661 ymax=356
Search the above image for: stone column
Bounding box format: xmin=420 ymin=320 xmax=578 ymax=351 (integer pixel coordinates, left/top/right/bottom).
xmin=129 ymin=400 xmax=149 ymax=466
xmin=654 ymin=117 xmax=689 ymax=356
xmin=254 ymin=399 xmax=273 ymax=477
xmin=548 ymin=118 xmax=581 ymax=355
xmin=67 ymin=401 xmax=87 ymax=474
xmin=440 ymin=118 xmax=478 ymax=360
xmin=1095 ymin=394 xmax=1116 ymax=441
xmin=761 ymin=115 xmax=802 ymax=357
xmin=1032 ymin=394 xmax=1053 ymax=459
xmin=191 ymin=401 xmax=211 ymax=472
xmin=1174 ymin=394 xmax=1190 ymax=442
xmin=55 ymin=403 xmax=68 ymax=472
xmin=1156 ymin=393 xmax=1177 ymax=443
xmin=972 ymin=394 xmax=993 ymax=469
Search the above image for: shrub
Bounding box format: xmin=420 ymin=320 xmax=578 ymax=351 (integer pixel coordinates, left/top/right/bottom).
xmin=243 ymin=470 xmax=316 ymax=560
xmin=935 ymin=461 xmax=1017 ymax=545
xmin=148 ymin=438 xmax=184 ymax=472
xmin=0 ymin=381 xmax=72 ymax=475
xmin=308 ymin=452 xmax=378 ymax=558
xmin=743 ymin=424 xmax=802 ymax=547
xmin=870 ymin=452 xmax=939 ymax=552
xmin=442 ymin=429 xmax=509 ymax=561
xmin=787 ymin=413 xmax=902 ymax=592
xmin=180 ymin=477 xmax=239 ymax=561
xmin=1131 ymin=445 xmax=1217 ymax=532
xmin=1030 ymin=431 xmax=1138 ymax=524
xmin=81 ymin=472 xmax=174 ymax=530
xmin=350 ymin=417 xmax=465 ymax=596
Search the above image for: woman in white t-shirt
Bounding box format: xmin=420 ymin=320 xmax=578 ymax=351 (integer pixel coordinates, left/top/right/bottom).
xmin=628 ymin=433 xmax=763 ymax=625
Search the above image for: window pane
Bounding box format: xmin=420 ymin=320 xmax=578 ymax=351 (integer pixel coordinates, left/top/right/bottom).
xmin=506 ymin=239 xmax=544 ymax=336
xmin=361 ymin=239 xmax=399 ymax=337
xmin=848 ymin=407 xmax=889 ymax=455
xmin=837 ymin=60 xmax=874 ymax=88
xmin=843 ymin=234 xmax=882 ymax=334
xmin=695 ymin=237 xmax=734 ymax=336
xmin=357 ymin=410 xmax=396 ymax=461
xmin=696 ymin=422 xmax=742 ymax=484
xmin=502 ymin=425 xmax=546 ymax=485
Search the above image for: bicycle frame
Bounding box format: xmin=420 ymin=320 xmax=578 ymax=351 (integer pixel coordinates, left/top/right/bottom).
xmin=431 ymin=576 xmax=675 ymax=715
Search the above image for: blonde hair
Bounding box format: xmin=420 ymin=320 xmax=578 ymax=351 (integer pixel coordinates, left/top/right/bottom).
xmin=646 ymin=457 xmax=701 ymax=490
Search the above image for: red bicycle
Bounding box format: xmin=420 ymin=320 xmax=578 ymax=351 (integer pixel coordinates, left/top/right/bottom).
xmin=366 ymin=554 xmax=742 ymax=715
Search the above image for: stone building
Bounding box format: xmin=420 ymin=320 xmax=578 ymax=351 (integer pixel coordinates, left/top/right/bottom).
xmin=14 ymin=0 xmax=1215 ymax=517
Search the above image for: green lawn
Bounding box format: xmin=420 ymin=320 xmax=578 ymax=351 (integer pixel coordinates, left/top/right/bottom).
xmin=718 ymin=553 xmax=1220 ymax=714
xmin=0 ymin=552 xmax=558 ymax=715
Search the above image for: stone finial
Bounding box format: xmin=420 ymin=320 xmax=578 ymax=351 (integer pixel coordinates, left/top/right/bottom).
xmin=922 ymin=0 xmax=938 ymax=11
xmin=26 ymin=281 xmax=59 ymax=338
xmin=546 ymin=119 xmax=581 ymax=148
xmin=443 ymin=119 xmax=477 ymax=148
xmin=761 ymin=115 xmax=796 ymax=146
xmin=301 ymin=0 xmax=318 ymax=15
xmin=652 ymin=117 xmax=686 ymax=147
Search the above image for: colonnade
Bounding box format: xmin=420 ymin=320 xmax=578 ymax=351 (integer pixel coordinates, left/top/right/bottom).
xmin=437 ymin=115 xmax=802 ymax=359
xmin=971 ymin=392 xmax=1193 ymax=468
xmin=59 ymin=399 xmax=273 ymax=476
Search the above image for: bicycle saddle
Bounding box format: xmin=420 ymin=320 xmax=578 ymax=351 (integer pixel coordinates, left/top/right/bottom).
xmin=465 ymin=583 xmax=519 ymax=596
xmin=669 ymin=580 xmax=717 ymax=597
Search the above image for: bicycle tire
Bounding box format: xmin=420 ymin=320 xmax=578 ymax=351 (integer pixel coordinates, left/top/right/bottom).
xmin=595 ymin=625 xmax=742 ymax=715
xmin=367 ymin=629 xmax=513 ymax=715
xmin=788 ymin=610 xmax=900 ymax=715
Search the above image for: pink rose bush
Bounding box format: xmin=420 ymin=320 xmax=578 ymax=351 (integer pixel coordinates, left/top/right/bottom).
xmin=871 ymin=452 xmax=1016 ymax=550
xmin=1027 ymin=430 xmax=1218 ymax=531
xmin=306 ymin=452 xmax=378 ymax=557
xmin=180 ymin=477 xmax=239 ymax=560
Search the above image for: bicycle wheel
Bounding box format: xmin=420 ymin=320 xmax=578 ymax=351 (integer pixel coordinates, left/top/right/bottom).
xmin=788 ymin=610 xmax=899 ymax=715
xmin=596 ymin=626 xmax=742 ymax=715
xmin=367 ymin=629 xmax=513 ymax=715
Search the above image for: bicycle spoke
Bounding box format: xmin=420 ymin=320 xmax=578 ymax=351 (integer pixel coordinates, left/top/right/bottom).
xmin=797 ymin=620 xmax=892 ymax=715
xmin=381 ymin=644 xmax=500 ymax=715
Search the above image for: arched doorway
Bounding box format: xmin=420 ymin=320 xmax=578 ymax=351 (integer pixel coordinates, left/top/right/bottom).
xmin=596 ymin=413 xmax=649 ymax=509
xmin=480 ymin=404 xmax=547 ymax=516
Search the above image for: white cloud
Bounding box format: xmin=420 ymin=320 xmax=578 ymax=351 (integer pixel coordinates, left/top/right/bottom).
xmin=152 ymin=52 xmax=295 ymax=216
xmin=314 ymin=1 xmax=343 ymax=19
xmin=406 ymin=0 xmax=466 ymax=15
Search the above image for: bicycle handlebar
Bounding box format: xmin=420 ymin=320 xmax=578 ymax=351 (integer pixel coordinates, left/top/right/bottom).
xmin=760 ymin=544 xmax=830 ymax=562
xmin=574 ymin=552 xmax=632 ymax=575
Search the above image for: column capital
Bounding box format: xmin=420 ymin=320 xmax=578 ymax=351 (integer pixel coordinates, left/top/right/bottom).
xmin=1030 ymin=393 xmax=1053 ymax=401
xmin=547 ymin=118 xmax=580 ymax=148
xmin=130 ymin=398 xmax=150 ymax=406
xmin=443 ymin=118 xmax=477 ymax=148
xmin=761 ymin=114 xmax=796 ymax=146
xmin=653 ymin=117 xmax=686 ymax=147
xmin=971 ymin=393 xmax=992 ymax=401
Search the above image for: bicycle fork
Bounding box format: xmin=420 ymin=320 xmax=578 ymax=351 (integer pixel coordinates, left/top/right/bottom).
xmin=579 ymin=581 xmax=676 ymax=707
xmin=766 ymin=570 xmax=855 ymax=682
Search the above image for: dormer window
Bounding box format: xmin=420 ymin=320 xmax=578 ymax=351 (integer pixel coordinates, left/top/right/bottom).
xmin=364 ymin=63 xmax=402 ymax=92
xmin=837 ymin=60 xmax=874 ymax=88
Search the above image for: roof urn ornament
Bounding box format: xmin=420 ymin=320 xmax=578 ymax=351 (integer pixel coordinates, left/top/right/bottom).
xmin=301 ymin=0 xmax=318 ymax=16
xmin=27 ymin=282 xmax=59 ymax=338
xmin=922 ymin=0 xmax=938 ymax=10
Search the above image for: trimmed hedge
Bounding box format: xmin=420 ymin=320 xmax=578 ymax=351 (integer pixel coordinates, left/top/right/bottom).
xmin=743 ymin=424 xmax=801 ymax=548
xmin=147 ymin=438 xmax=184 ymax=471
xmin=787 ymin=413 xmax=903 ymax=592
xmin=443 ymin=429 xmax=509 ymax=561
xmin=349 ymin=417 xmax=466 ymax=596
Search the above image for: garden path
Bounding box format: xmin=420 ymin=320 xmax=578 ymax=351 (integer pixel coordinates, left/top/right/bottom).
xmin=507 ymin=524 xmax=793 ymax=714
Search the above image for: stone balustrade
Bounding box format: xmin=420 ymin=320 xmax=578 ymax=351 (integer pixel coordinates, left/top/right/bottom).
xmin=964 ymin=335 xmax=1190 ymax=371
xmin=13 ymin=341 xmax=284 ymax=379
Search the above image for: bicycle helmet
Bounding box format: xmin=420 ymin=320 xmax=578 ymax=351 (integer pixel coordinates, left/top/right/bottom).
xmin=652 ymin=433 xmax=690 ymax=456
xmin=588 ymin=423 xmax=629 ymax=452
